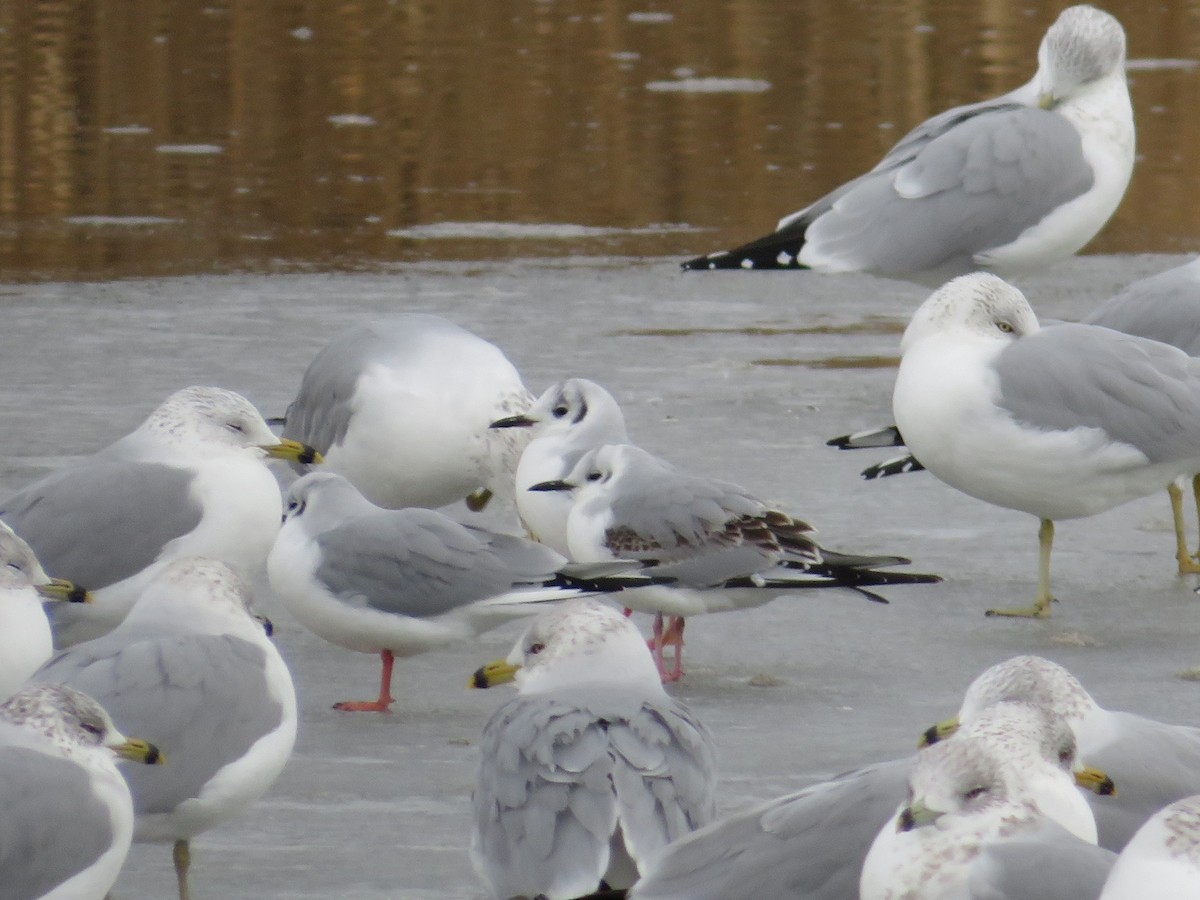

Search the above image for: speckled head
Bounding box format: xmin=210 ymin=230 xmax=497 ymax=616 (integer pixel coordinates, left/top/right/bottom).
xmin=140 ymin=386 xmax=278 ymax=450
xmin=905 ymin=734 xmax=1015 ymax=825
xmin=1039 ymin=5 xmax=1127 ymax=101
xmin=1 ymin=684 xmax=122 ymax=755
xmin=901 ymin=273 xmax=1040 ymax=354
xmin=1159 ymin=796 xmax=1200 ymax=866
xmin=128 ymin=556 xmax=260 ymax=630
xmin=958 ymin=656 xmax=1099 ymax=731
xmin=507 ymin=598 xmax=662 ymax=693
xmin=959 ymin=700 xmax=1077 ymax=776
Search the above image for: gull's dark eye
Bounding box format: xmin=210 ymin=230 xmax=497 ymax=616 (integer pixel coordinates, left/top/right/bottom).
xmin=227 ymin=421 xmax=246 ymax=434
xmin=552 ymin=405 xmax=568 ymax=418
xmin=528 ymin=641 xmax=545 ymax=655
xmin=963 ymin=785 xmax=988 ymax=801
xmin=80 ymin=720 xmax=103 ymax=737
xmin=586 ymin=471 xmax=603 ymax=482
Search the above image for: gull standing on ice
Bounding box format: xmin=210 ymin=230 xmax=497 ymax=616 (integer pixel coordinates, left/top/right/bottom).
xmin=627 ymin=699 xmax=1114 ymax=900
xmin=683 ymin=5 xmax=1133 ymax=277
xmin=281 ymin=315 xmax=533 ymax=512
xmin=530 ymin=443 xmax=940 ymax=680
xmin=892 ymin=273 xmax=1200 ymax=616
xmin=470 ymin=600 xmax=717 ymax=900
xmin=490 ymin=378 xmax=630 ymax=555
xmin=0 ymin=386 xmax=318 ymax=646
xmin=922 ymin=655 xmax=1200 ymax=852
xmin=0 ymin=684 xmax=162 ymax=900
xmin=268 ymin=471 xmax=639 ymax=712
xmin=1099 ymin=795 xmax=1200 ymax=899
xmin=33 ymin=557 xmax=297 ymax=900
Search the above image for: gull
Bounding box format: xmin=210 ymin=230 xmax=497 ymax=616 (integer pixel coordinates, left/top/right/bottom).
xmin=490 ymin=378 xmax=630 ymax=555
xmin=859 ymin=729 xmax=1115 ymax=900
xmin=682 ymin=5 xmax=1133 ymax=278
xmin=469 ymin=599 xmax=717 ymax=899
xmin=267 ymin=471 xmax=646 ymax=712
xmin=0 ymin=386 xmax=318 ymax=646
xmin=832 ymin=256 xmax=1200 ymax=573
xmin=922 ymin=655 xmax=1200 ymax=852
xmin=0 ymin=522 xmax=90 ymax=700
xmin=530 ymin=442 xmax=940 ymax=680
xmin=33 ymin=557 xmax=298 ymax=900
xmin=1099 ymin=795 xmax=1200 ymax=899
xmin=626 ymin=700 xmax=1114 ymax=900
xmin=281 ymin=314 xmax=533 ymax=512
xmin=892 ymin=272 xmax=1200 ymax=616
xmin=0 ymin=683 xmax=161 ymax=900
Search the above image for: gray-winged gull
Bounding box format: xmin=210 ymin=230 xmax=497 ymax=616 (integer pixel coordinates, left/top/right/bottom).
xmin=1099 ymin=795 xmax=1200 ymax=898
xmin=32 ymin=557 xmax=297 ymax=900
xmin=268 ymin=471 xmax=638 ymax=712
xmin=626 ymin=699 xmax=1114 ymax=900
xmin=0 ymin=683 xmax=162 ymax=899
xmin=491 ymin=378 xmax=630 ymax=556
xmin=281 ymin=315 xmax=533 ymax=512
xmin=529 ymin=443 xmax=940 ymax=680
xmin=859 ymin=730 xmax=1115 ymax=900
xmin=0 ymin=386 xmax=318 ymax=646
xmin=923 ymin=655 xmax=1200 ymax=852
xmin=683 ymin=5 xmax=1133 ymax=278
xmin=469 ymin=599 xmax=717 ymax=899
xmin=892 ymin=273 xmax=1200 ymax=616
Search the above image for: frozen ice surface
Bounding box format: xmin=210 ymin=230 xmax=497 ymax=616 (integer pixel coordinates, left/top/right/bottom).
xmin=2 ymin=255 xmax=1199 ymax=897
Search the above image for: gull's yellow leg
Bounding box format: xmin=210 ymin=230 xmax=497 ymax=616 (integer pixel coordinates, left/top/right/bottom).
xmin=986 ymin=518 xmax=1055 ymax=618
xmin=174 ymin=839 xmax=191 ymax=900
xmin=1169 ymin=482 xmax=1200 ymax=574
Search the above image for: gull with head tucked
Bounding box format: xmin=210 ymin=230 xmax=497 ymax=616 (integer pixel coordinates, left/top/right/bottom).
xmin=683 ymin=5 xmax=1133 ymax=279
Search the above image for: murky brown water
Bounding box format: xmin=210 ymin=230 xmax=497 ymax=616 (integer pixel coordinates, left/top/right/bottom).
xmin=3 ymin=0 xmax=1200 ymax=281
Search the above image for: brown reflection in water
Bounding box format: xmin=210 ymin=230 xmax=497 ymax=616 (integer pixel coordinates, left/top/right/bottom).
xmin=1 ymin=0 xmax=1199 ymax=281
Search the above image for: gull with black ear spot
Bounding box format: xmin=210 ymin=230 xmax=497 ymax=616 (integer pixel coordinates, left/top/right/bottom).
xmin=894 ymin=273 xmax=1200 ymax=616
xmin=0 ymin=386 xmax=320 ymax=646
xmin=683 ymin=5 xmax=1133 ymax=279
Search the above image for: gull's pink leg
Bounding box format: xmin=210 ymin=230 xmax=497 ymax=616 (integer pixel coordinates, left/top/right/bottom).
xmin=650 ymin=612 xmax=671 ymax=680
xmin=659 ymin=616 xmax=686 ymax=682
xmin=335 ymin=649 xmax=395 ymax=712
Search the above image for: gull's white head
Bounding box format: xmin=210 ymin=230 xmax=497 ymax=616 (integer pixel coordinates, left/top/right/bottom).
xmin=504 ymin=599 xmax=663 ymax=695
xmin=124 ymin=556 xmax=270 ymax=638
xmin=282 ymin=472 xmax=374 ymax=532
xmin=141 ymin=386 xmax=279 ymax=450
xmin=0 ymin=520 xmax=50 ymax=587
xmin=901 ymin=734 xmax=1021 ymax=832
xmin=0 ymin=683 xmax=161 ymax=766
xmin=1037 ymin=5 xmax=1127 ymax=106
xmin=494 ymin=378 xmax=628 ymax=447
xmin=958 ymin=655 xmax=1100 ymax=733
xmin=901 ymin=273 xmax=1040 ymax=354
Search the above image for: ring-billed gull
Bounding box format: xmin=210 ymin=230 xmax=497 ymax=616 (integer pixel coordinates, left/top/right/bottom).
xmin=922 ymin=655 xmax=1200 ymax=852
xmin=0 ymin=523 xmax=90 ymax=700
xmin=859 ymin=730 xmax=1115 ymax=900
xmin=33 ymin=557 xmax=297 ymax=900
xmin=1099 ymin=795 xmax=1200 ymax=898
xmin=268 ymin=471 xmax=640 ymax=712
xmin=627 ymin=700 xmax=1113 ymax=900
xmin=834 ymin=257 xmax=1200 ymax=572
xmin=491 ymin=378 xmax=630 ymax=555
xmin=683 ymin=5 xmax=1133 ymax=277
xmin=892 ymin=273 xmax=1200 ymax=616
xmin=530 ymin=443 xmax=940 ymax=680
xmin=0 ymin=683 xmax=162 ymax=899
xmin=281 ymin=315 xmax=533 ymax=512
xmin=469 ymin=600 xmax=717 ymax=899
xmin=0 ymin=386 xmax=318 ymax=646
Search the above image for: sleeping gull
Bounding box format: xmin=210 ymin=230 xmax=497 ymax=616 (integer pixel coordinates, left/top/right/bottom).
xmin=1099 ymin=795 xmax=1200 ymax=898
xmin=627 ymin=700 xmax=1114 ymax=900
xmin=683 ymin=5 xmax=1133 ymax=278
xmin=268 ymin=471 xmax=644 ymax=712
xmin=858 ymin=730 xmax=1115 ymax=900
xmin=0 ymin=386 xmax=318 ymax=646
xmin=892 ymin=273 xmax=1200 ymax=616
xmin=33 ymin=557 xmax=297 ymax=900
xmin=0 ymin=683 xmax=162 ymax=900
xmin=490 ymin=377 xmax=630 ymax=555
xmin=834 ymin=256 xmax=1200 ymax=573
xmin=0 ymin=523 xmax=90 ymax=700
xmin=281 ymin=315 xmax=533 ymax=512
xmin=469 ymin=599 xmax=717 ymax=899
xmin=922 ymin=655 xmax=1200 ymax=852
xmin=530 ymin=443 xmax=940 ymax=680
